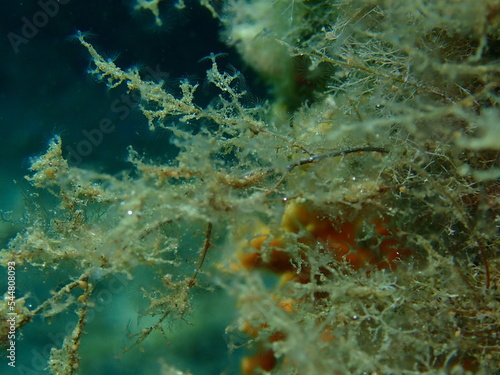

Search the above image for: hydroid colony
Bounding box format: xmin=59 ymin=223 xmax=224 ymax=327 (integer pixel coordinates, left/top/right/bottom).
xmin=1 ymin=1 xmax=499 ymax=374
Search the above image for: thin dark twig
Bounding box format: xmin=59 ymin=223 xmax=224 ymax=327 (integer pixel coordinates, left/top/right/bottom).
xmin=187 ymin=222 xmax=213 ymax=287
xmin=266 ymin=146 xmax=388 ymax=195
xmin=286 ymin=146 xmax=389 ymax=172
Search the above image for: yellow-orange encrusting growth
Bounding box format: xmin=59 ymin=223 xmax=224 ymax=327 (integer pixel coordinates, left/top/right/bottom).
xmin=236 ymin=199 xmax=411 ymax=374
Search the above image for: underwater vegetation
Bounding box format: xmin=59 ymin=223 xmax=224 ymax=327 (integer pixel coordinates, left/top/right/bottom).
xmin=1 ymin=0 xmax=499 ymax=374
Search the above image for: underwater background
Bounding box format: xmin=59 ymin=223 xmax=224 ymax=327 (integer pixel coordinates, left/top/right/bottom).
xmin=1 ymin=1 xmax=499 ymax=375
